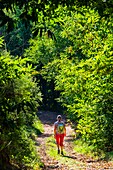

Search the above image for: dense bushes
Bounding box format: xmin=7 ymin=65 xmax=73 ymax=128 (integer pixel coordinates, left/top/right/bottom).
xmin=0 ymin=45 xmax=42 ymax=169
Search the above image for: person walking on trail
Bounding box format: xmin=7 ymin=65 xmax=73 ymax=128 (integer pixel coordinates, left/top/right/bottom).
xmin=54 ymin=115 xmax=66 ymax=155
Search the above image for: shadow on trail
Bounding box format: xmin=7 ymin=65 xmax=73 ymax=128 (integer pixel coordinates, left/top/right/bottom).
xmin=65 ymin=137 xmax=74 ymax=142
xmin=62 ymin=155 xmax=77 ymax=159
xmin=38 ymin=133 xmax=52 ymax=138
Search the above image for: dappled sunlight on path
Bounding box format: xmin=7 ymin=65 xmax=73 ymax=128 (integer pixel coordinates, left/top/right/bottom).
xmin=36 ymin=111 xmax=113 ymax=170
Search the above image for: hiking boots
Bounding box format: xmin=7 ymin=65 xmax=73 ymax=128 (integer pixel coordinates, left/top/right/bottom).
xmin=57 ymin=149 xmax=64 ymax=155
xmin=61 ymin=151 xmax=64 ymax=155
xmin=58 ymin=149 xmax=60 ymax=154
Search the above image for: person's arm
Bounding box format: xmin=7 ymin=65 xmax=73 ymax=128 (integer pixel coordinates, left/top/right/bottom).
xmin=64 ymin=123 xmax=66 ymax=136
xmin=54 ymin=123 xmax=57 ymax=138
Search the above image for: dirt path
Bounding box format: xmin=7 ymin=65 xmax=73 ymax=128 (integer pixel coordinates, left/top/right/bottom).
xmin=36 ymin=111 xmax=113 ymax=170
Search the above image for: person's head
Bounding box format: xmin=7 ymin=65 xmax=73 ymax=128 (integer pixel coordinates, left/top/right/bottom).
xmin=57 ymin=115 xmax=62 ymax=121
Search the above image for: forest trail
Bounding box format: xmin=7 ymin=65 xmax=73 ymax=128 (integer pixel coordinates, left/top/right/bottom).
xmin=36 ymin=111 xmax=113 ymax=170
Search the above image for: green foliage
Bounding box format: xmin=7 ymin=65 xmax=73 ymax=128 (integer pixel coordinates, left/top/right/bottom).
xmin=0 ymin=37 xmax=4 ymax=47
xmin=41 ymin=7 xmax=113 ymax=153
xmin=74 ymin=139 xmax=107 ymax=159
xmin=1 ymin=0 xmax=113 ymax=35
xmin=0 ymin=41 xmax=42 ymax=169
xmin=0 ymin=6 xmax=31 ymax=56
xmin=1 ymin=0 xmax=113 ymax=163
xmin=25 ymin=37 xmax=56 ymax=65
xmin=23 ymin=5 xmax=74 ymax=111
xmin=0 ymin=0 xmax=76 ymax=31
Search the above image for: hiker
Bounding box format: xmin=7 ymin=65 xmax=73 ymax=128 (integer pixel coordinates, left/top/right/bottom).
xmin=54 ymin=115 xmax=66 ymax=155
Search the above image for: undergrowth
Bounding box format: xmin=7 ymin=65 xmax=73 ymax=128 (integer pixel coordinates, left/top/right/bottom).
xmin=20 ymin=117 xmax=44 ymax=170
xmin=74 ymin=139 xmax=113 ymax=161
xmin=31 ymin=118 xmax=44 ymax=170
